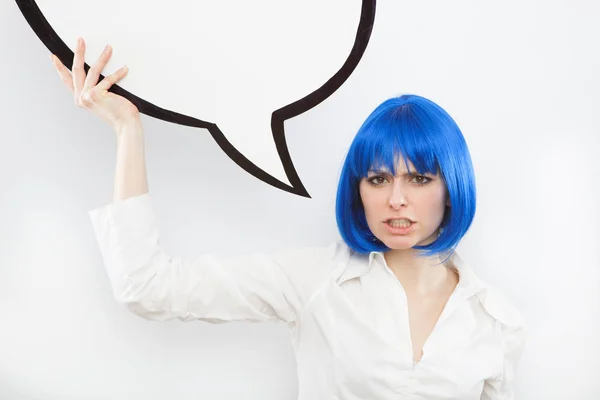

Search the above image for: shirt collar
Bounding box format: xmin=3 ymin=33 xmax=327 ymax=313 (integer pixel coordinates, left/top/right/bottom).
xmin=337 ymin=249 xmax=488 ymax=299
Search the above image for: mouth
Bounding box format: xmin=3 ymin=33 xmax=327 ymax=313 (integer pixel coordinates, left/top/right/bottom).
xmin=384 ymin=218 xmax=415 ymax=229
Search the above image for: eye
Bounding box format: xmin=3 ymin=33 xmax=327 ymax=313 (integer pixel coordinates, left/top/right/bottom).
xmin=409 ymin=175 xmax=432 ymax=185
xmin=366 ymin=175 xmax=389 ymax=186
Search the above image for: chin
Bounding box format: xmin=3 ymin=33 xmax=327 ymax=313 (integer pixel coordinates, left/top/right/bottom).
xmin=380 ymin=236 xmax=421 ymax=250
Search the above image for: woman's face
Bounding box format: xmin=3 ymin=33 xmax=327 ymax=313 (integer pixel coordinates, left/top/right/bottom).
xmin=359 ymin=158 xmax=450 ymax=250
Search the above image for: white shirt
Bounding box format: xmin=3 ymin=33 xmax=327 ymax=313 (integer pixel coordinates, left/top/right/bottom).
xmin=88 ymin=192 xmax=526 ymax=400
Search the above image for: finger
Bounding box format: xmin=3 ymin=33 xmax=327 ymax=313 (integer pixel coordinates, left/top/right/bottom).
xmin=82 ymin=44 xmax=113 ymax=93
xmin=72 ymin=37 xmax=86 ymax=103
xmin=96 ymin=64 xmax=129 ymax=92
xmin=50 ymin=54 xmax=74 ymax=92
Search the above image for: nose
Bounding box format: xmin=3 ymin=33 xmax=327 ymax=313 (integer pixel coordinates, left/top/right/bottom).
xmin=389 ymin=181 xmax=407 ymax=210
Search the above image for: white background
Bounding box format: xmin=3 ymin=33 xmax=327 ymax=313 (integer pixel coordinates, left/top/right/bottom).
xmin=1 ymin=0 xmax=599 ymax=399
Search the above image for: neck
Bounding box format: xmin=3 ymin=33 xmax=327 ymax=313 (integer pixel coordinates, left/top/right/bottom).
xmin=383 ymin=248 xmax=456 ymax=296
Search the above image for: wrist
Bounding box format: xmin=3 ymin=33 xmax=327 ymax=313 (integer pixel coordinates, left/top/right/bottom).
xmin=115 ymin=117 xmax=143 ymax=138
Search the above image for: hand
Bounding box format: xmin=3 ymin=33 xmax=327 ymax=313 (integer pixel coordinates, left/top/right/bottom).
xmin=50 ymin=37 xmax=140 ymax=133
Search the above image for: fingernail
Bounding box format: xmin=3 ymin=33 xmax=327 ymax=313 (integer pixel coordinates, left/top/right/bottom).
xmin=49 ymin=54 xmax=54 ymax=63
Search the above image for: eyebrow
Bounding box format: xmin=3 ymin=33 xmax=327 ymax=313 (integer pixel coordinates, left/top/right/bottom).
xmin=367 ymin=169 xmax=425 ymax=176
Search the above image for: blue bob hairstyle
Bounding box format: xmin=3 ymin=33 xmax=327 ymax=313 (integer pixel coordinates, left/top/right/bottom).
xmin=335 ymin=94 xmax=476 ymax=258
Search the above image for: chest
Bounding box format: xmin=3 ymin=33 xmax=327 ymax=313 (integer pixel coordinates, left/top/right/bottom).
xmin=402 ymin=270 xmax=460 ymax=362
xmin=405 ymin=293 xmax=452 ymax=363
xmin=295 ymin=279 xmax=502 ymax=400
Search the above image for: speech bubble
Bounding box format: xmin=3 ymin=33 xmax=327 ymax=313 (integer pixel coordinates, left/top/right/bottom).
xmin=16 ymin=0 xmax=376 ymax=197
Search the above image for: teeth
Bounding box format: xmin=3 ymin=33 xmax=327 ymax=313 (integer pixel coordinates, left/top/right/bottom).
xmin=388 ymin=219 xmax=412 ymax=228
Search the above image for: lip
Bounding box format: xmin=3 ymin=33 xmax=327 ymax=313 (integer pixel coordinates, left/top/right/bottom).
xmin=384 ymin=217 xmax=415 ymax=223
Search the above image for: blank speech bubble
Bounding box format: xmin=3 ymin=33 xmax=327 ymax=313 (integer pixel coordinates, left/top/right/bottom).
xmin=16 ymin=0 xmax=376 ymax=197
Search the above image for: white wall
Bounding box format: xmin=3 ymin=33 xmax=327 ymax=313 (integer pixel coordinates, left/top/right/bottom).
xmin=1 ymin=0 xmax=599 ymax=399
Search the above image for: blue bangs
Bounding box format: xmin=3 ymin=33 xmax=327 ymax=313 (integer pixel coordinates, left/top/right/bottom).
xmin=349 ymin=102 xmax=441 ymax=180
xmin=335 ymin=94 xmax=477 ymax=259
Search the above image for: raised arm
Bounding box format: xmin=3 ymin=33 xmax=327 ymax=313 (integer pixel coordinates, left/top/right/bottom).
xmin=88 ymin=194 xmax=348 ymax=328
xmin=52 ymin=37 xmax=350 ymax=329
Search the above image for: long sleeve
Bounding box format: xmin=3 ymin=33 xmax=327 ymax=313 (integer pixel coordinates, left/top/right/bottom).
xmin=88 ymin=192 xmax=349 ymax=329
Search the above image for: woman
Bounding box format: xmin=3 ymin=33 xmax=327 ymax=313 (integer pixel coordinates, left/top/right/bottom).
xmin=51 ymin=37 xmax=526 ymax=400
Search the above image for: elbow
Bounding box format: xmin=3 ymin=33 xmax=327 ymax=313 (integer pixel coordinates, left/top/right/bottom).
xmin=116 ymin=282 xmax=178 ymax=322
xmin=109 ymin=253 xmax=178 ymax=321
xmin=125 ymin=300 xmax=175 ymax=321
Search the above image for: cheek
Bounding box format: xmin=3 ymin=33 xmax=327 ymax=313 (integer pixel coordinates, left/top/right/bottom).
xmin=421 ymin=189 xmax=448 ymax=216
xmin=359 ymin=197 xmax=372 ymax=220
xmin=359 ymin=186 xmax=382 ymax=221
xmin=412 ymin=186 xmax=446 ymax=211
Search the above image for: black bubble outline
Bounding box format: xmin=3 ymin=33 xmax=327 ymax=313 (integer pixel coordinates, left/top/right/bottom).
xmin=15 ymin=0 xmax=376 ymax=197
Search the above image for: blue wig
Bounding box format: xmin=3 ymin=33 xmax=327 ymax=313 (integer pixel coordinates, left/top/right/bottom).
xmin=335 ymin=94 xmax=476 ymax=258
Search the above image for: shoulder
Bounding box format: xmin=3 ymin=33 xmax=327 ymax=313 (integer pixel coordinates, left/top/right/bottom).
xmin=453 ymin=251 xmax=524 ymax=330
xmin=474 ymin=284 xmax=527 ymax=363
xmin=474 ymin=284 xmax=525 ymax=330
xmin=266 ymin=240 xmax=355 ymax=308
xmin=265 ymin=239 xmax=354 ymax=290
